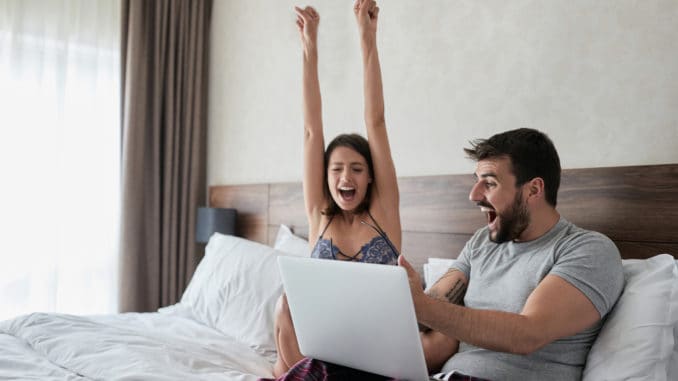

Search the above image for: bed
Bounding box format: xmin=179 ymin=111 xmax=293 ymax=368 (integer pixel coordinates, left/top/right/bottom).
xmin=1 ymin=163 xmax=677 ymax=380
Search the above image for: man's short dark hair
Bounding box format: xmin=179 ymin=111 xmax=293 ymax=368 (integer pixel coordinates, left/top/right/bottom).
xmin=464 ymin=128 xmax=561 ymax=206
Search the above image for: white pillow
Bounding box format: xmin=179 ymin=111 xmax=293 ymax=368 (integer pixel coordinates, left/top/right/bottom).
xmin=274 ymin=224 xmax=309 ymax=257
xmin=668 ymin=260 xmax=678 ymax=381
xmin=159 ymin=233 xmax=288 ymax=359
xmin=582 ymin=254 xmax=678 ymax=381
xmin=669 ymin=331 xmax=678 ymax=381
xmin=424 ymin=257 xmax=457 ymax=291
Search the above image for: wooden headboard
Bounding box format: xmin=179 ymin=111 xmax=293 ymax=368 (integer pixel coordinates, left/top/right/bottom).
xmin=210 ymin=164 xmax=678 ymax=273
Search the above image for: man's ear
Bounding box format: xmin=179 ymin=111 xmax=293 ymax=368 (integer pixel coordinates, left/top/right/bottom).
xmin=527 ymin=177 xmax=545 ymax=200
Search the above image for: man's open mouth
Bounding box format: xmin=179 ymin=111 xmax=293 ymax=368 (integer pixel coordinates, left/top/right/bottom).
xmin=481 ymin=206 xmax=497 ymax=226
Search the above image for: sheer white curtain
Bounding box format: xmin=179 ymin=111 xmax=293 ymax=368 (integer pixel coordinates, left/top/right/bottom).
xmin=0 ymin=0 xmax=121 ymax=320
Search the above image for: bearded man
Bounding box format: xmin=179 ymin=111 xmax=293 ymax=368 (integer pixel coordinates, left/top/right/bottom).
xmin=399 ymin=128 xmax=624 ymax=381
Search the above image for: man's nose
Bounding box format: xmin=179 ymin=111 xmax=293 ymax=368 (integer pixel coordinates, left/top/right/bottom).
xmin=469 ymin=182 xmax=483 ymax=202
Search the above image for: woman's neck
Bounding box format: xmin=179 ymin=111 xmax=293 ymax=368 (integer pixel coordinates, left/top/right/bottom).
xmin=338 ymin=209 xmax=364 ymax=226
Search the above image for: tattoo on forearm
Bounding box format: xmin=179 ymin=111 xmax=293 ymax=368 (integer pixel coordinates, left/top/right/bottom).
xmin=444 ymin=280 xmax=466 ymax=304
xmin=427 ymin=269 xmax=467 ymax=305
xmin=419 ymin=270 xmax=467 ymax=332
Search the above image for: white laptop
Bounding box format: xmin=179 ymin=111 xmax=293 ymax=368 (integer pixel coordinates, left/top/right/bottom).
xmin=277 ymin=256 xmax=431 ymax=381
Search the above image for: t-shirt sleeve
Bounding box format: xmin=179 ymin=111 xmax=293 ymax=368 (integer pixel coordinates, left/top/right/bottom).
xmin=449 ymin=238 xmax=472 ymax=279
xmin=549 ymin=231 xmax=624 ymax=318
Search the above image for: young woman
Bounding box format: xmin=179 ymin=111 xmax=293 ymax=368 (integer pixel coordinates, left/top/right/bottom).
xmin=273 ymin=0 xmax=401 ymax=376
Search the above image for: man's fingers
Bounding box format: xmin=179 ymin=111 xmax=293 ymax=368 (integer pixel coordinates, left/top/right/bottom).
xmin=399 ymin=256 xmax=425 ymax=292
xmin=398 ymin=255 xmax=413 ymax=272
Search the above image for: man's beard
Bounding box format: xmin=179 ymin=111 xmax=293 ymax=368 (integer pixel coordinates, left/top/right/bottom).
xmin=490 ymin=190 xmax=530 ymax=243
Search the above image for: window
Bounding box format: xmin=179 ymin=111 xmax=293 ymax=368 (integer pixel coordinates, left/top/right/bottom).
xmin=0 ymin=0 xmax=121 ymax=320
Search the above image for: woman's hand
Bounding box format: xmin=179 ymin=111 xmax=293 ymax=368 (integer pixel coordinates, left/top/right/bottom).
xmin=294 ymin=6 xmax=320 ymax=50
xmin=354 ymin=0 xmax=379 ymax=39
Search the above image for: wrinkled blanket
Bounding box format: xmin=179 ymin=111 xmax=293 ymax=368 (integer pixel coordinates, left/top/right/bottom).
xmin=0 ymin=312 xmax=274 ymax=380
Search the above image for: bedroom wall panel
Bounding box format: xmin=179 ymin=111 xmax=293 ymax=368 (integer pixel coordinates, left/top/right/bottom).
xmin=268 ymin=182 xmax=307 ymax=233
xmin=558 ymin=164 xmax=678 ymax=244
xmin=613 ymin=242 xmax=678 ymax=260
xmin=209 ymin=184 xmax=269 ymax=243
xmin=399 ymin=175 xmax=485 ymax=234
xmin=401 ymin=232 xmax=471 ymax=272
xmin=210 ymin=164 xmax=678 ymax=268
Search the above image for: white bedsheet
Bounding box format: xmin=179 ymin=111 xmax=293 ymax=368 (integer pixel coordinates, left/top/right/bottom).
xmin=0 ymin=312 xmax=274 ymax=380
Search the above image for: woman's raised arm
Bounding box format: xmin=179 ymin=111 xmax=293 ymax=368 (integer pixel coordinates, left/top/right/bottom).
xmin=294 ymin=6 xmax=325 ymax=235
xmin=354 ymin=0 xmax=400 ymax=247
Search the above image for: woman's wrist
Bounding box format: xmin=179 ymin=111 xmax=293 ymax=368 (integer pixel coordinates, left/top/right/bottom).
xmin=303 ymin=44 xmax=318 ymax=60
xmin=360 ymin=34 xmax=377 ymax=50
xmin=360 ymin=44 xmax=377 ymax=63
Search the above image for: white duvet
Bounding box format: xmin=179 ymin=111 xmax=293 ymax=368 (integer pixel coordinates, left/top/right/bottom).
xmin=0 ymin=312 xmax=275 ymax=380
xmin=0 ymin=234 xmax=303 ymax=381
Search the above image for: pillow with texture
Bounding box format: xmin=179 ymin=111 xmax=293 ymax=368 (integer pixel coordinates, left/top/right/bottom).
xmin=582 ymin=254 xmax=678 ymax=381
xmin=159 ymin=233 xmax=288 ymax=360
xmin=274 ymin=224 xmax=309 ymax=257
xmin=669 ymin=260 xmax=678 ymax=381
xmin=669 ymin=331 xmax=678 ymax=381
xmin=423 ymin=258 xmax=457 ymax=291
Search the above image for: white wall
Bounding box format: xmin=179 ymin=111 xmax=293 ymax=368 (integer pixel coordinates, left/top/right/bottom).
xmin=208 ymin=0 xmax=678 ymax=186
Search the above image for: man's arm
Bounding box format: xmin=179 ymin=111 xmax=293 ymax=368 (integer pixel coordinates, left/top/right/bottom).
xmin=420 ymin=268 xmax=468 ymax=372
xmin=420 ymin=268 xmax=468 ymax=331
xmin=400 ymin=256 xmax=601 ymax=355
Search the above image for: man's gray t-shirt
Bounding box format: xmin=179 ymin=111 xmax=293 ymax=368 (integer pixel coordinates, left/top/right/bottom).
xmin=442 ymin=217 xmax=624 ymax=381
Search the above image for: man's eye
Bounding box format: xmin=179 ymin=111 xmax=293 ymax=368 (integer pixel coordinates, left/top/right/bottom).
xmin=485 ymin=182 xmax=496 ymax=189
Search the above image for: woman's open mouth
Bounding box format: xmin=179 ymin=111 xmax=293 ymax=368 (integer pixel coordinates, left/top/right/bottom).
xmin=338 ymin=186 xmax=356 ymax=202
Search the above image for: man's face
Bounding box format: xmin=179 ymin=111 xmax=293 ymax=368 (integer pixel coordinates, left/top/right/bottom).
xmin=469 ymin=157 xmax=530 ymax=243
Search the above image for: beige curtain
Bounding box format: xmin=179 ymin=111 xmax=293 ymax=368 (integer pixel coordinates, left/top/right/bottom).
xmin=119 ymin=0 xmax=213 ymax=312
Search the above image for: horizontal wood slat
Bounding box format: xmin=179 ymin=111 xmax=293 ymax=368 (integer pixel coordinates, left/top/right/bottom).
xmin=210 ymin=164 xmax=678 ymax=261
xmin=399 ymin=175 xmax=485 ymax=234
xmin=558 ymin=164 xmax=678 ymax=244
xmin=209 ymin=184 xmax=268 ymax=244
xmin=269 ymin=182 xmax=307 ymax=230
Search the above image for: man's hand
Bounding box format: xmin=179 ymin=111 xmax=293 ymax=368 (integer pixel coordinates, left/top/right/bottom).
xmin=398 ymin=255 xmax=427 ymax=313
xmin=399 ymin=255 xmax=461 ymax=371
